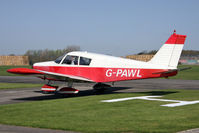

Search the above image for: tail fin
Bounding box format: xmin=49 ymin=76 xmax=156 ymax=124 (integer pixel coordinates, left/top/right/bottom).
xmin=149 ymin=31 xmax=187 ymax=68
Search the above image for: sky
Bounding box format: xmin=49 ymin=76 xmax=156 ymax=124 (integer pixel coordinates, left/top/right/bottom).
xmin=0 ymin=0 xmax=199 ymax=56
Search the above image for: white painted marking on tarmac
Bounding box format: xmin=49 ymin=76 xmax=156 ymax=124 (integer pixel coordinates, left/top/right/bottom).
xmin=101 ymin=96 xmax=199 ymax=107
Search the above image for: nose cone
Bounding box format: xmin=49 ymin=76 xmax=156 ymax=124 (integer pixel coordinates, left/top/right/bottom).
xmin=32 ymin=63 xmax=37 ymax=69
xmin=33 ymin=62 xmax=44 ymax=69
xmin=32 ymin=62 xmax=45 ymax=69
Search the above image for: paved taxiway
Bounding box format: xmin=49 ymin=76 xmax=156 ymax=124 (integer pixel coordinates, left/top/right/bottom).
xmin=0 ymin=76 xmax=199 ymax=105
xmin=0 ymin=124 xmax=78 ymax=133
xmin=0 ymin=76 xmax=199 ymax=133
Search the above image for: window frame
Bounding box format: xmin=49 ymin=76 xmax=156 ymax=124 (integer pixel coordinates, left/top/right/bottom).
xmin=79 ymin=56 xmax=92 ymax=66
xmin=61 ymin=55 xmax=79 ymax=65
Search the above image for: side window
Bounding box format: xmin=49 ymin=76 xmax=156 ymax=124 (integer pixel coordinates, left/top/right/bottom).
xmin=80 ymin=57 xmax=91 ymax=65
xmin=62 ymin=55 xmax=79 ymax=65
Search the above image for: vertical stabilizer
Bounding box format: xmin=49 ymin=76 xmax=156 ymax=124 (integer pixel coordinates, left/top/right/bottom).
xmin=149 ymin=31 xmax=186 ymax=68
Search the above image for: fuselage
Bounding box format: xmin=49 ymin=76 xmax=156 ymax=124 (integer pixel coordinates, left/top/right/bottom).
xmin=33 ymin=51 xmax=177 ymax=83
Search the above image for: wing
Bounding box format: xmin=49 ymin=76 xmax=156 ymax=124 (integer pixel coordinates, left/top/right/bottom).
xmin=7 ymin=68 xmax=44 ymax=75
xmin=7 ymin=68 xmax=93 ymax=82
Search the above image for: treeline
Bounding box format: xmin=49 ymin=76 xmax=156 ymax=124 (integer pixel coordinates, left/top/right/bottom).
xmin=137 ymin=50 xmax=157 ymax=55
xmin=137 ymin=50 xmax=199 ymax=56
xmin=181 ymin=50 xmax=199 ymax=56
xmin=24 ymin=45 xmax=80 ymax=65
xmin=23 ymin=47 xmax=199 ymax=65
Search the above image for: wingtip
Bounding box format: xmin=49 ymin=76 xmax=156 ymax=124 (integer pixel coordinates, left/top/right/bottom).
xmin=7 ymin=68 xmax=15 ymax=73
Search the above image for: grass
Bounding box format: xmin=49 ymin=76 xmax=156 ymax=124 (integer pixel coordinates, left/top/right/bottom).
xmin=0 ymin=65 xmax=31 ymax=76
xmin=0 ymin=89 xmax=199 ymax=133
xmin=0 ymin=83 xmax=42 ymax=90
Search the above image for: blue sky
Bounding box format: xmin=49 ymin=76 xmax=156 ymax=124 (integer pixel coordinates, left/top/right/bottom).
xmin=0 ymin=0 xmax=198 ymax=56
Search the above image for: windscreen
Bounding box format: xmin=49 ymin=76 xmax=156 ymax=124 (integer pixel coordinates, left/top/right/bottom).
xmin=54 ymin=54 xmax=65 ymax=64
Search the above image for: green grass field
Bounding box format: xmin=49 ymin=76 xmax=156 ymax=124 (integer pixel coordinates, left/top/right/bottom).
xmin=0 ymin=89 xmax=198 ymax=133
xmin=0 ymin=83 xmax=42 ymax=90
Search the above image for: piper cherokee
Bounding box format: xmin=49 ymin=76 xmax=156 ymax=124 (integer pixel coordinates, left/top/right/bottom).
xmin=7 ymin=31 xmax=188 ymax=94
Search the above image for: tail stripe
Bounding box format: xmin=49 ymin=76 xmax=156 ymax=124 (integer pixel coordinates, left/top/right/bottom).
xmin=165 ymin=33 xmax=186 ymax=44
xmin=149 ymin=32 xmax=187 ymax=68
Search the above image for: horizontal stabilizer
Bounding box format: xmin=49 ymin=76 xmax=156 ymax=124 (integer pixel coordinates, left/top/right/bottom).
xmin=178 ymin=67 xmax=192 ymax=71
xmin=152 ymin=67 xmax=191 ymax=75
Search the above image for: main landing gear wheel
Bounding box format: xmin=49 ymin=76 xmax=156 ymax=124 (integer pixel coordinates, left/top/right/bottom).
xmin=93 ymin=83 xmax=111 ymax=94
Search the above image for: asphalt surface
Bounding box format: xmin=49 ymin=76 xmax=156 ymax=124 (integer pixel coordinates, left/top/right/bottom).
xmin=0 ymin=124 xmax=79 ymax=133
xmin=0 ymin=76 xmax=199 ymax=105
xmin=0 ymin=76 xmax=199 ymax=133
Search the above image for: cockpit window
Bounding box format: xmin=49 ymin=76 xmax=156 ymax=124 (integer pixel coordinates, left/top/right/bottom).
xmin=55 ymin=54 xmax=65 ymax=64
xmin=80 ymin=57 xmax=92 ymax=65
xmin=62 ymin=55 xmax=79 ymax=65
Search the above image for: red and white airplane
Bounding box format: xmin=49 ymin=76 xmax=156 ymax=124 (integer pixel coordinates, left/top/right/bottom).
xmin=7 ymin=31 xmax=187 ymax=94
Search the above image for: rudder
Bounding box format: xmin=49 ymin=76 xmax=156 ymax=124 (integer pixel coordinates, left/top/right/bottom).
xmin=149 ymin=31 xmax=187 ymax=68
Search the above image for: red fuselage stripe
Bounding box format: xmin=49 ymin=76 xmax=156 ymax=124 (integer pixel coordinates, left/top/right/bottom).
xmin=33 ymin=66 xmax=177 ymax=82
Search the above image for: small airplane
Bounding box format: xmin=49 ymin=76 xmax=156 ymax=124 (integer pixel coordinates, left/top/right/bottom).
xmin=7 ymin=30 xmax=187 ymax=94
